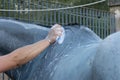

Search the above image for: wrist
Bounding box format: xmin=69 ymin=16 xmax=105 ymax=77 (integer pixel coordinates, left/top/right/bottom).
xmin=47 ymin=39 xmax=51 ymax=44
xmin=45 ymin=38 xmax=52 ymax=45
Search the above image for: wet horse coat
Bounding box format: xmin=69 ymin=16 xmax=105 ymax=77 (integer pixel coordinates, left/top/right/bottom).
xmin=93 ymin=31 xmax=120 ymax=80
xmin=0 ymin=19 xmax=119 ymax=80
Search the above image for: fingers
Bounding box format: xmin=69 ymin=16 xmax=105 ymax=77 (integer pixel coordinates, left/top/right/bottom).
xmin=51 ymin=24 xmax=63 ymax=36
xmin=56 ymin=31 xmax=62 ymax=36
xmin=51 ymin=24 xmax=61 ymax=29
xmin=46 ymin=24 xmax=63 ymax=44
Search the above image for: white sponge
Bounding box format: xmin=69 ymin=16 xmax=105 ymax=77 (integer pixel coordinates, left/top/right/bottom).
xmin=56 ymin=27 xmax=65 ymax=44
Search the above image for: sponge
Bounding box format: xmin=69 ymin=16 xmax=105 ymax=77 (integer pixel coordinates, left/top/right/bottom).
xmin=56 ymin=27 xmax=65 ymax=44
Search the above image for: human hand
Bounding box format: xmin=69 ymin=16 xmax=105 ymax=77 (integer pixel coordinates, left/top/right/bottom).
xmin=46 ymin=24 xmax=63 ymax=44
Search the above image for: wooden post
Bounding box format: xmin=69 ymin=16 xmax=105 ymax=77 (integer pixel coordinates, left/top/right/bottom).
xmin=115 ymin=9 xmax=120 ymax=31
xmin=110 ymin=6 xmax=120 ymax=31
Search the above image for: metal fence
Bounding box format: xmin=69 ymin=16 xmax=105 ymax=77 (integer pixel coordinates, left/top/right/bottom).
xmin=0 ymin=73 xmax=11 ymax=80
xmin=0 ymin=0 xmax=116 ymax=80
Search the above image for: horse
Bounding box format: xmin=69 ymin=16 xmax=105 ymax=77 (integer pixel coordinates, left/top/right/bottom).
xmin=93 ymin=31 xmax=120 ymax=80
xmin=1 ymin=18 xmax=117 ymax=80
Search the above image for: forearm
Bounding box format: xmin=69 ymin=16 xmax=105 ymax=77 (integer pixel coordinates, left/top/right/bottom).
xmin=0 ymin=24 xmax=62 ymax=73
xmin=0 ymin=39 xmax=50 ymax=72
xmin=10 ymin=39 xmax=50 ymax=65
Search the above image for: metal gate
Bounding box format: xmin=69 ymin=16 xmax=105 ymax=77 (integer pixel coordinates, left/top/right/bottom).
xmin=0 ymin=0 xmax=116 ymax=80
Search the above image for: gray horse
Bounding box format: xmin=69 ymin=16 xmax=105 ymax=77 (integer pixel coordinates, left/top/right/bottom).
xmin=93 ymin=31 xmax=120 ymax=80
xmin=0 ymin=19 xmax=118 ymax=80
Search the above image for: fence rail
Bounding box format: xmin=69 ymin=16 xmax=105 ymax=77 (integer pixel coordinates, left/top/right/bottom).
xmin=0 ymin=0 xmax=116 ymax=80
